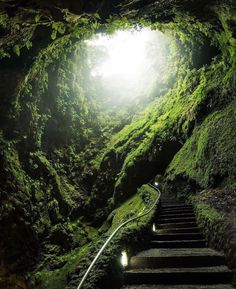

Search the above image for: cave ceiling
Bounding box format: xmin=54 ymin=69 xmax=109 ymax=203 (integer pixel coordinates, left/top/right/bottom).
xmin=0 ymin=0 xmax=223 ymax=22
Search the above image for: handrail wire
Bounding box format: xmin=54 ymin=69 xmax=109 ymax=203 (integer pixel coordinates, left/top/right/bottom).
xmin=76 ymin=184 xmax=160 ymax=289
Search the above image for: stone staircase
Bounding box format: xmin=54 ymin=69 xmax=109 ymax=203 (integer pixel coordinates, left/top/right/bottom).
xmin=122 ymin=201 xmax=234 ymax=289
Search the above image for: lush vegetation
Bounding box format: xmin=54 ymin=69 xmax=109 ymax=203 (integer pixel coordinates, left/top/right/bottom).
xmin=32 ymin=185 xmax=158 ymax=289
xmin=191 ymin=190 xmax=236 ymax=283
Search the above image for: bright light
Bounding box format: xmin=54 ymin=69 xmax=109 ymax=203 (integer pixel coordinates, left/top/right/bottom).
xmin=154 ymin=182 xmax=159 ymax=186
xmin=84 ymin=28 xmax=170 ymax=104
xmin=86 ymin=28 xmax=168 ymax=78
xmin=152 ymin=223 xmax=156 ymax=232
xmin=87 ymin=29 xmax=152 ymax=78
xmin=121 ymin=250 xmax=128 ymax=267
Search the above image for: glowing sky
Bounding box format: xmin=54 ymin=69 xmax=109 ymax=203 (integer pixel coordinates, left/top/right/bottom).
xmin=85 ymin=28 xmax=170 ymax=104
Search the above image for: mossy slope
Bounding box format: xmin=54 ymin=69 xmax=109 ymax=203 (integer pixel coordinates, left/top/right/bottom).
xmin=191 ymin=190 xmax=236 ymax=284
xmin=166 ymin=102 xmax=236 ymax=197
xmin=90 ymin=4 xmax=236 ymax=207
xmin=33 ymin=185 xmax=158 ymax=289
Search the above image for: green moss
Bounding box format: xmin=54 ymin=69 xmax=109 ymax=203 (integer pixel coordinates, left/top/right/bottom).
xmin=31 ymin=218 xmax=100 ymax=289
xmin=195 ymin=202 xmax=224 ymax=222
xmin=108 ymin=184 xmax=158 ymax=233
xmin=215 ymin=5 xmax=236 ymax=67
xmin=87 ymin=4 xmax=236 ymax=205
xmin=99 ymin=57 xmax=228 ymax=200
xmin=191 ymin=192 xmax=236 ymax=283
xmin=33 ymin=185 xmax=158 ymax=289
xmin=34 ymin=244 xmax=91 ymax=289
xmin=166 ymin=102 xmax=236 ymax=188
xmin=30 ymin=151 xmax=78 ymax=211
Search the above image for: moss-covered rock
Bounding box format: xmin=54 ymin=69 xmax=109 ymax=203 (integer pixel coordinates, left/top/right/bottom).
xmin=191 ymin=190 xmax=236 ymax=284
xmin=165 ymin=102 xmax=236 ymax=197
xmin=32 ymin=185 xmax=158 ymax=289
xmin=65 ymin=185 xmax=159 ymax=289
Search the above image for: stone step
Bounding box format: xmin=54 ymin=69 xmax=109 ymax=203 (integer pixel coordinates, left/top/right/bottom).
xmin=129 ymin=248 xmax=225 ymax=269
xmin=158 ymin=217 xmax=196 ymax=224
xmin=161 ymin=202 xmax=188 ymax=206
xmin=161 ymin=205 xmax=193 ymax=210
xmin=151 ymin=239 xmax=207 ymax=248
xmin=161 ymin=204 xmax=193 ymax=210
xmin=122 ymin=199 xmax=233 ymax=288
xmin=160 ymin=208 xmax=194 ymax=214
xmin=153 ymin=232 xmax=204 ymax=241
xmin=157 ymin=222 xmax=197 ymax=229
xmin=124 ymin=266 xmax=233 ymax=285
xmin=156 ymin=227 xmax=200 ymax=234
xmin=122 ymin=284 xmax=236 ymax=289
xmin=159 ymin=213 xmax=195 ymax=219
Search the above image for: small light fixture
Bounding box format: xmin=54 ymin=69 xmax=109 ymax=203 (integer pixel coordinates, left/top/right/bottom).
xmin=154 ymin=182 xmax=158 ymax=186
xmin=152 ymin=223 xmax=156 ymax=232
xmin=121 ymin=250 xmax=128 ymax=268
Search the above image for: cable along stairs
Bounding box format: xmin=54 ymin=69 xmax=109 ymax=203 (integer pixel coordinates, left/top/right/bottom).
xmin=122 ymin=200 xmax=234 ymax=289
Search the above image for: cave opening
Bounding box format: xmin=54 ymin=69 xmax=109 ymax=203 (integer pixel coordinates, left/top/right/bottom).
xmin=84 ymin=28 xmax=171 ymax=106
xmin=63 ymin=24 xmax=180 ymax=144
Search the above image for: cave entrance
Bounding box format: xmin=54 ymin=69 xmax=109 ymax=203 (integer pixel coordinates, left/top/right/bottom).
xmin=78 ymin=27 xmax=173 ymax=111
